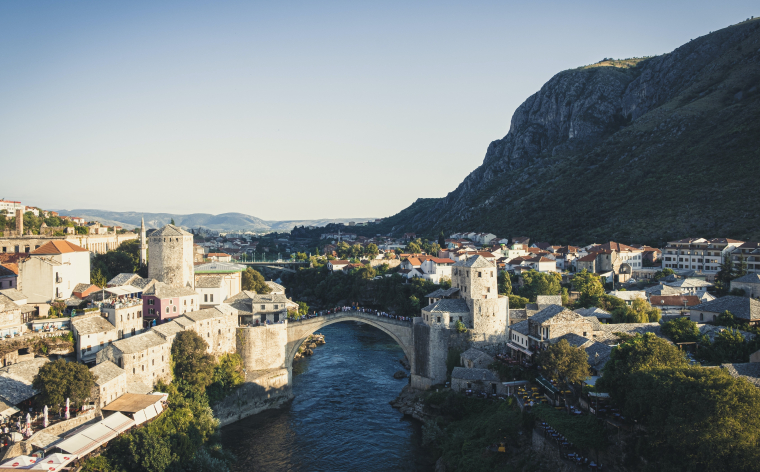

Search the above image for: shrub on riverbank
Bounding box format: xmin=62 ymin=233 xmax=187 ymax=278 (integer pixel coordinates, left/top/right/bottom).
xmin=422 ymin=391 xmax=530 ymax=471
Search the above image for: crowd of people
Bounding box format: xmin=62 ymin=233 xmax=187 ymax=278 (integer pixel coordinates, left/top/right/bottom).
xmin=293 ymin=305 xmax=413 ymax=323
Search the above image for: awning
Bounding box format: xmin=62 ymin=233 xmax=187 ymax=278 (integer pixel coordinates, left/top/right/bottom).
xmin=535 ymin=375 xmax=560 ymax=394
xmin=100 ymin=412 xmax=134 ymax=434
xmin=80 ymin=423 xmax=118 ymax=444
xmin=507 ymin=342 xmax=533 ymax=356
xmin=0 ymin=405 xmax=20 ymax=417
xmin=105 ymin=285 xmax=142 ymax=296
xmin=588 ymin=392 xmax=610 ymax=398
xmin=55 ymin=433 xmax=99 ymax=457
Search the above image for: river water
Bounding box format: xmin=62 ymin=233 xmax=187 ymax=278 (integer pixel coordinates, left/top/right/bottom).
xmin=221 ymin=321 xmax=436 ymax=472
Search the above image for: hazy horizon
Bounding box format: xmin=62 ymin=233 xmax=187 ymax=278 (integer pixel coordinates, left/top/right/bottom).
xmin=1 ymin=1 xmax=756 ymax=220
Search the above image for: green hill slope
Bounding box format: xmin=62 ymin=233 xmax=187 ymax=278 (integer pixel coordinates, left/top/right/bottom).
xmin=375 ymin=18 xmax=760 ymax=246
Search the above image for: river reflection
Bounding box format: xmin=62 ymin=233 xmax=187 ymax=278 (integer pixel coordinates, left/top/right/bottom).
xmin=221 ymin=321 xmax=435 ymax=472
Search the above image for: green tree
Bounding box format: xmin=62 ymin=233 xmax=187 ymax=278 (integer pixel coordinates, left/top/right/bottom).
xmin=653 ymin=268 xmax=675 ymax=281
xmin=406 ymin=241 xmax=421 ymax=254
xmin=715 ymin=257 xmax=735 ymax=295
xmin=364 ymin=243 xmax=379 ymax=258
xmin=91 ymin=268 xmax=107 ymax=287
xmin=520 ymin=270 xmax=561 ymax=301
xmin=129 ymin=428 xmax=174 ymax=472
xmin=538 ymin=339 xmax=590 ymax=384
xmin=206 ymin=353 xmax=245 ymax=405
xmin=32 ymin=359 xmax=95 ymax=408
xmin=241 ymin=268 xmax=271 ymax=294
xmin=171 ymin=331 xmax=215 ymax=392
xmin=170 ymin=218 xmax=175 ymax=225
xmin=75 ymin=226 xmax=89 ymax=235
xmin=438 ymin=231 xmax=446 ymax=247
xmin=622 ymin=366 xmax=760 ymax=471
xmin=661 ymin=317 xmax=700 ymax=343
xmin=497 ymin=271 xmax=512 ymax=295
xmin=596 ymin=333 xmax=687 ymax=405
xmin=572 ymin=269 xmax=604 ymax=307
xmin=336 ymin=241 xmax=350 ymax=259
xmin=508 ymin=294 xmax=529 ymax=308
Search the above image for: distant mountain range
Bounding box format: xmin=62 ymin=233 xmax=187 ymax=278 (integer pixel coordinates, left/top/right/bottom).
xmin=53 ymin=209 xmax=375 ymax=233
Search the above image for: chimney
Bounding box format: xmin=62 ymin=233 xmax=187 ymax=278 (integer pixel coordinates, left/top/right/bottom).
xmin=15 ymin=209 xmax=23 ymax=235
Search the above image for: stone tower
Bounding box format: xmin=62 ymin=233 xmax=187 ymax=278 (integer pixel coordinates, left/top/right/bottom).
xmin=452 ymin=256 xmax=509 ymax=338
xmin=139 ymin=217 xmax=147 ymax=267
xmin=411 ymin=255 xmax=509 ymax=390
xmin=148 ymin=224 xmax=194 ymax=289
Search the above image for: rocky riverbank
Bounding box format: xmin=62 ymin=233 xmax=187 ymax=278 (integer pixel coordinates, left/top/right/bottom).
xmin=293 ymin=333 xmax=325 ymax=360
xmin=390 ymin=385 xmax=428 ymax=422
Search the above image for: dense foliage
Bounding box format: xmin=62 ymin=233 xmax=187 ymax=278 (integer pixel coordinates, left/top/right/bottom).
xmin=537 ymin=339 xmax=590 ymax=385
xmin=661 ymin=317 xmax=700 ymax=343
xmin=171 ymin=331 xmax=216 ymax=392
xmin=422 ymin=392 xmax=528 ymax=472
xmin=90 ymin=239 xmax=147 ymax=285
xmin=32 ymin=359 xmax=95 ymax=408
xmin=596 ymin=331 xmax=760 ymax=471
xmin=282 ymin=266 xmax=442 ymax=315
xmin=241 ymin=267 xmax=271 ymax=294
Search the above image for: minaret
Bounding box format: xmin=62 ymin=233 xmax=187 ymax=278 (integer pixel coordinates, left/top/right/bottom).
xmin=140 ymin=217 xmax=147 ymax=267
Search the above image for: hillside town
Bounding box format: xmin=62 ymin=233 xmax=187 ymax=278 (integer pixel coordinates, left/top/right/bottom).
xmin=2 ymin=200 xmax=760 ymax=470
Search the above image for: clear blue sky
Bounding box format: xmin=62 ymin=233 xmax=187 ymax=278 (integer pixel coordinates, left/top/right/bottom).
xmin=0 ymin=1 xmax=756 ymax=220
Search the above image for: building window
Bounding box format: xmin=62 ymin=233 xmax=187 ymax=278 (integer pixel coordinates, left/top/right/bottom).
xmin=437 ymin=317 xmax=441 ymax=323
xmin=149 ymin=299 xmax=154 ymax=305
xmin=204 ymin=294 xmax=208 ymax=302
xmin=210 ymin=294 xmax=214 ymax=302
xmin=150 ymin=308 xmax=155 ymax=315
xmin=170 ymin=299 xmax=173 ymax=305
xmin=173 ymin=306 xmax=177 ymax=313
xmin=166 ymin=307 xmax=170 ymax=314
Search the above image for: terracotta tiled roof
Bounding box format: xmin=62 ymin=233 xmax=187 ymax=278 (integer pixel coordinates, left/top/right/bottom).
xmin=31 ymin=240 xmax=88 ymax=255
xmin=650 ymin=295 xmax=701 ymax=307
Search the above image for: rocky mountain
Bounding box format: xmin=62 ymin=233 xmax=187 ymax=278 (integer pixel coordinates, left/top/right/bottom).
xmin=374 ymin=18 xmax=760 ymax=245
xmin=54 ymin=209 xmax=374 ymax=233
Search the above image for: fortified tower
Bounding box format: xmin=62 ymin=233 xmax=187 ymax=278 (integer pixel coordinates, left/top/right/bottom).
xmin=148 ymin=224 xmax=194 ymax=289
xmin=411 ymin=255 xmax=509 ymax=390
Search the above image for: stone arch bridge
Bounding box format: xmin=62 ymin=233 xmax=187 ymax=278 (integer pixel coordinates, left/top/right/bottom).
xmin=286 ymin=312 xmax=413 ymax=368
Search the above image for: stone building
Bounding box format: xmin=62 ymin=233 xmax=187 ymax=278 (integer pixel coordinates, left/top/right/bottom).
xmin=100 ymin=298 xmax=145 ymax=339
xmin=451 ymin=367 xmax=502 ymax=395
xmin=227 ymin=291 xmax=298 ymax=326
xmin=90 ymin=361 xmax=127 ymax=408
xmin=194 ymin=261 xmax=245 ymax=307
xmin=413 ymin=255 xmax=509 ymax=390
xmin=731 ymin=273 xmax=760 ymax=298
xmin=0 ymin=297 xmax=23 ymax=338
xmin=181 ymin=305 xmax=238 ymax=356
xmin=71 ymin=313 xmax=119 ymax=364
xmin=148 ymin=224 xmax=195 ymax=289
xmin=527 ymin=305 xmax=598 ymax=351
xmin=97 ymin=331 xmax=171 ymax=393
xmin=460 ymin=348 xmax=493 ymax=369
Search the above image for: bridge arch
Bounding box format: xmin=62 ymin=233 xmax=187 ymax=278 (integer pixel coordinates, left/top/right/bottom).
xmin=285 ymin=312 xmax=414 ymax=370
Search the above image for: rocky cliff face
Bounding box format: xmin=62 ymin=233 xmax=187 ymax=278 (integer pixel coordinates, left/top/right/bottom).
xmin=383 ymin=18 xmax=760 ymax=244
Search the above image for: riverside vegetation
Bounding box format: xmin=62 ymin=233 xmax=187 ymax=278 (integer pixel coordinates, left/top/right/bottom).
xmin=80 ymin=330 xmax=244 ymax=472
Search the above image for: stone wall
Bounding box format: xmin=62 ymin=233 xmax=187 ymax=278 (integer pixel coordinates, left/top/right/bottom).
xmin=237 ymin=324 xmax=288 ymax=371
xmin=411 ymin=320 xmax=448 ymax=389
xmin=213 ymin=367 xmax=292 ymax=427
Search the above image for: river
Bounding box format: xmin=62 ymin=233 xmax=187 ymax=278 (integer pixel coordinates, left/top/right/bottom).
xmin=221 ymin=321 xmax=436 ymax=472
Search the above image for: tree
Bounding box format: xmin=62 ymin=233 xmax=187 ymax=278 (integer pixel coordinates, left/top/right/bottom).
xmin=621 ymin=366 xmax=760 ymax=472
xmin=171 ymin=331 xmax=215 ymax=392
xmin=508 ymin=294 xmax=529 ymax=308
xmin=497 ymin=271 xmax=512 ymax=295
xmin=653 ymin=268 xmax=675 ymax=281
xmin=715 ymin=257 xmax=735 ymax=295
xmin=206 ymin=353 xmax=245 ymax=405
xmin=32 ymin=359 xmax=95 ymax=408
xmin=241 ymin=268 xmax=271 ymax=294
xmin=364 ymin=243 xmax=379 ymax=258
xmin=170 ymin=218 xmax=175 ymax=225
xmin=572 ymin=269 xmax=604 ymax=307
xmin=609 ymin=296 xmax=661 ymax=323
xmin=91 ymin=268 xmax=107 ymax=287
xmin=438 ymin=231 xmax=446 ymax=247
xmin=661 ymin=317 xmax=700 ymax=343
xmin=538 ymin=339 xmax=590 ymax=384
xmin=519 ymin=270 xmax=562 ymax=301
xmin=596 ymin=333 xmax=687 ymax=404
xmin=406 ymin=241 xmax=421 ymax=254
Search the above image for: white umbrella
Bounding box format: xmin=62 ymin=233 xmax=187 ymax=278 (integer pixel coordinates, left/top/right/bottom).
xmin=25 ymin=413 xmax=30 ymax=428
xmin=0 ymin=454 xmax=39 ymax=468
xmin=43 ymin=405 xmax=48 ymax=428
xmin=65 ymin=398 xmax=70 ymax=420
